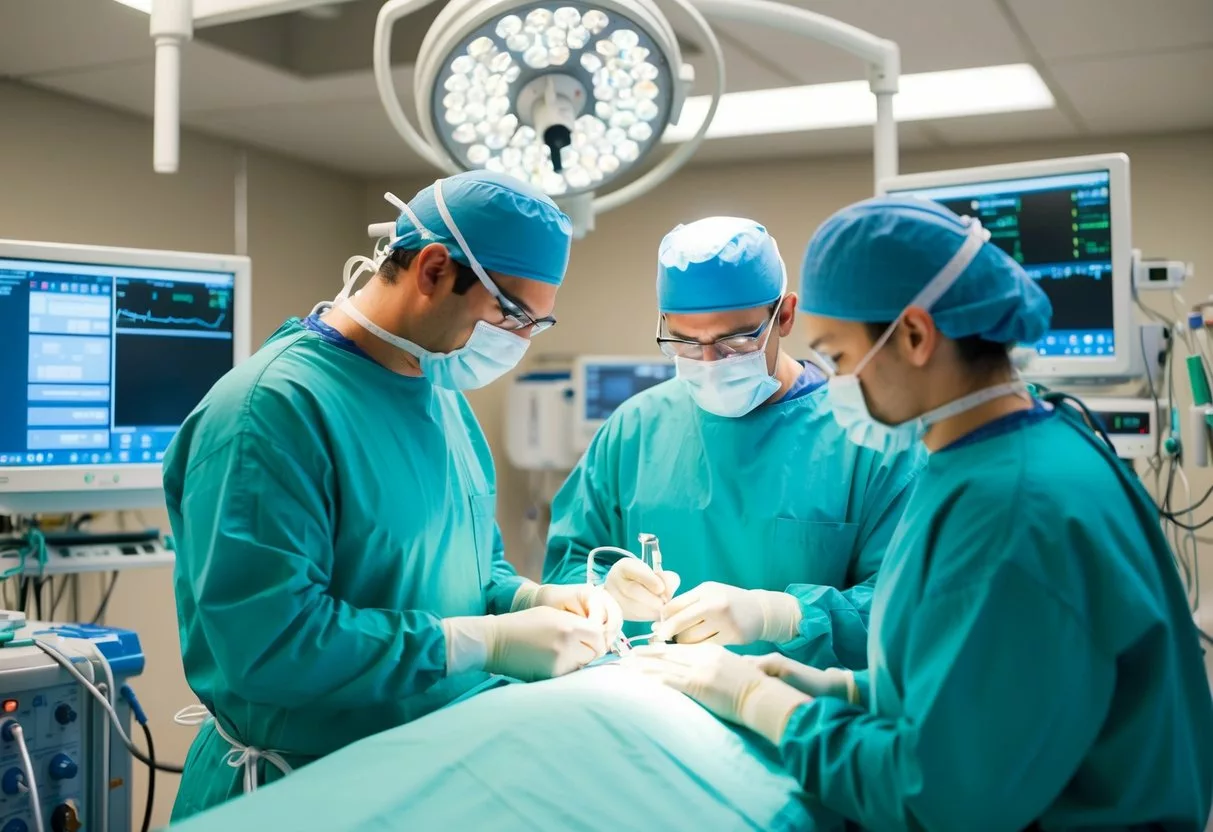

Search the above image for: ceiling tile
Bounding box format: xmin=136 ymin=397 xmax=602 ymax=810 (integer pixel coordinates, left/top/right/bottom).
xmin=189 ymin=98 xmax=438 ymax=176
xmin=926 ymin=108 xmax=1080 ymax=145
xmin=1007 ymin=0 xmax=1213 ymax=61
xmin=0 ymin=0 xmax=151 ymax=77
xmin=713 ymin=0 xmax=1025 ymax=84
xmin=1051 ymin=47 xmax=1213 ymax=133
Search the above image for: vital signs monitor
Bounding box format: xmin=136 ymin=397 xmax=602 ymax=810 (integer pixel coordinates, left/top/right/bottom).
xmin=0 ymin=239 xmax=251 ymax=512
xmin=881 ymin=153 xmax=1132 ymax=381
xmin=572 ymin=356 xmax=675 ymax=451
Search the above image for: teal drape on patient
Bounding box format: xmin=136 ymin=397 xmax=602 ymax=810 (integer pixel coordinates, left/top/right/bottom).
xmin=780 ymin=408 xmax=1213 ymax=830
xmin=168 ymin=666 xmax=844 ymax=832
xmin=163 ymin=319 xmax=525 ymax=820
xmin=544 ymin=379 xmax=922 ymax=669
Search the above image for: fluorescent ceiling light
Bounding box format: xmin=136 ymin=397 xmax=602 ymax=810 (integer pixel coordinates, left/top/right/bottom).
xmin=111 ymin=0 xmax=151 ymax=12
xmin=663 ymin=63 xmax=1054 ymax=143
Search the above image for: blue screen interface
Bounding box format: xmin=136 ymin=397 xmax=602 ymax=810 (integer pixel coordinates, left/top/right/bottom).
xmin=0 ymin=256 xmax=236 ymax=467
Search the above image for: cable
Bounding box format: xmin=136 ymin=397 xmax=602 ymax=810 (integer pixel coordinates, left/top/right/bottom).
xmin=139 ymin=722 xmax=156 ymax=832
xmin=35 ymin=639 xmax=185 ymax=774
xmin=122 ymin=685 xmax=156 ymax=832
xmin=91 ymin=572 xmax=119 ymax=625
xmin=8 ymin=722 xmax=45 ymax=832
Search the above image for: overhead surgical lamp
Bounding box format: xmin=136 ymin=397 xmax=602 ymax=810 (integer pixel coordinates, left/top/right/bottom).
xmin=147 ymin=0 xmax=900 ymax=238
xmin=375 ymin=0 xmax=896 ymax=236
xmin=374 ymin=0 xmax=722 ymax=236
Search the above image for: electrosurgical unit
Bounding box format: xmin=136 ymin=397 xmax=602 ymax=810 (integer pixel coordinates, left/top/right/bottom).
xmin=0 ymin=615 xmax=144 ymax=832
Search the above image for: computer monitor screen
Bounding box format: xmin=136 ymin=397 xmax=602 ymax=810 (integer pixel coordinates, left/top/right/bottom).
xmin=0 ymin=240 xmax=250 ymax=512
xmin=583 ymin=360 xmax=676 ymax=421
xmin=888 ymin=170 xmax=1112 ymax=358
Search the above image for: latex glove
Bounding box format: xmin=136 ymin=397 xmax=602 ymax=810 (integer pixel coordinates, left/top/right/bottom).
xmin=517 ymin=582 xmax=623 ymax=646
xmin=604 ymin=558 xmax=681 ymax=621
xmin=443 ymin=606 xmax=610 ymax=683
xmin=749 ymin=654 xmax=859 ymax=704
xmin=654 ymin=582 xmax=801 ymax=646
xmin=624 ymin=644 xmax=810 ymax=745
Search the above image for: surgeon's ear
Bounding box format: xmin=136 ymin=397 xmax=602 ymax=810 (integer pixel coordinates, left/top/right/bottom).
xmin=899 ymin=307 xmax=938 ymax=368
xmin=778 ymin=293 xmax=798 ymax=337
xmin=413 ymin=243 xmax=452 ymax=297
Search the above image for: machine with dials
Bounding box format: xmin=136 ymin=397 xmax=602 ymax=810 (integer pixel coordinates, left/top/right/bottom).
xmin=0 ymin=618 xmax=143 ymax=832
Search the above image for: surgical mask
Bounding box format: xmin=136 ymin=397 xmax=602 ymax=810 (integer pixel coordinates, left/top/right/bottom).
xmin=826 ymin=218 xmax=1026 ymax=453
xmin=674 ymin=295 xmax=785 ymax=419
xmin=321 ymin=182 xmax=531 ymax=391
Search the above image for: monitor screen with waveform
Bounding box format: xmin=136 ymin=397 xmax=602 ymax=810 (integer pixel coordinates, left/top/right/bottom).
xmin=0 ymin=256 xmax=236 ymax=469
xmin=888 ymin=169 xmax=1114 ymax=360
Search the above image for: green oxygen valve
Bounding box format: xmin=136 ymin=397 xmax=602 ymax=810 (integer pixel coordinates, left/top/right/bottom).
xmin=1188 ymin=355 xmax=1212 ymax=407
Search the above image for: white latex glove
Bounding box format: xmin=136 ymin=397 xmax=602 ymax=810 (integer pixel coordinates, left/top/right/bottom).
xmin=749 ymin=654 xmax=859 ymax=704
xmin=624 ymin=644 xmax=810 ymax=745
xmin=514 ymin=582 xmax=623 ymax=646
xmin=654 ymin=582 xmax=801 ymax=646
xmin=443 ymin=606 xmax=610 ymax=683
xmin=604 ymin=558 xmax=681 ymax=621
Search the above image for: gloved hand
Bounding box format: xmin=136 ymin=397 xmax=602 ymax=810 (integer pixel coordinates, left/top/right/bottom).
xmin=654 ymin=582 xmax=801 ymax=646
xmin=443 ymin=606 xmax=610 ymax=683
xmin=604 ymin=558 xmax=681 ymax=621
xmin=517 ymin=582 xmax=623 ymax=646
xmin=749 ymin=654 xmax=859 ymax=703
xmin=624 ymin=644 xmax=810 ymax=745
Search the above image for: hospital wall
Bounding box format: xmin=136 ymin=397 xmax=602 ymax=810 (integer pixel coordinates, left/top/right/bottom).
xmin=369 ymin=127 xmax=1213 ymax=618
xmin=0 ymin=80 xmax=369 ymax=829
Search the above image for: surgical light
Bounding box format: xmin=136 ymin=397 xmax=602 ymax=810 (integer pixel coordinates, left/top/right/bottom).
xmin=376 ymin=0 xmax=724 ymax=235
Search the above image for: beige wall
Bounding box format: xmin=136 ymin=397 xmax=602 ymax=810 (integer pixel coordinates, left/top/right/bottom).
xmin=369 ymin=129 xmax=1213 ymax=594
xmin=0 ymin=80 xmax=368 ymax=829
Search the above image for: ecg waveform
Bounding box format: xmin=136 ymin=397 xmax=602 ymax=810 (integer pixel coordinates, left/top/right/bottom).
xmin=114 ymin=279 xmax=234 ymax=335
xmin=116 ymin=309 xmax=227 ymax=329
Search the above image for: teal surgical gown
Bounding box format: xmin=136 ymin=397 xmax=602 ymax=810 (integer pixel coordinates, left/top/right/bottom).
xmin=543 ymin=377 xmax=923 ymax=669
xmin=163 ymin=319 xmax=526 ymax=821
xmin=780 ymin=404 xmax=1213 ymax=831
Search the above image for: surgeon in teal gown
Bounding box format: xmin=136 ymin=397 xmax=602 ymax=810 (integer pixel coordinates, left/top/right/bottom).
xmin=165 ymin=171 xmax=620 ymax=821
xmin=631 ymin=198 xmax=1213 ymax=831
xmin=545 ymin=217 xmax=922 ymax=669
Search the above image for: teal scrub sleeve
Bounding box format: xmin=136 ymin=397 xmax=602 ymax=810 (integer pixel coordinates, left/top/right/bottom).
xmin=778 ymin=566 xmax=1115 ymax=832
xmin=850 ymin=669 xmax=870 ymax=709
xmin=781 ymin=454 xmax=921 ymax=670
xmin=180 ymin=430 xmax=451 ymax=709
xmin=486 ymin=520 xmax=527 ymax=613
xmin=543 ymin=424 xmax=622 ymax=585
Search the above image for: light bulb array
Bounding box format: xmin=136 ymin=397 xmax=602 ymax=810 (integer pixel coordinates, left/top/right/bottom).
xmin=434 ymin=4 xmax=672 ymax=196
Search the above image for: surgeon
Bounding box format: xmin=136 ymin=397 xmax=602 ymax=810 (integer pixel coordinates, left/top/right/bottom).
xmin=544 ymin=217 xmax=922 ymax=669
xmin=630 ymin=197 xmax=1213 ymax=831
xmin=164 ymin=171 xmax=621 ymax=821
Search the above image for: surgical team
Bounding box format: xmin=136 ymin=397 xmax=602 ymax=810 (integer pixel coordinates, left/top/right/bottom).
xmin=164 ymin=169 xmax=1213 ymax=829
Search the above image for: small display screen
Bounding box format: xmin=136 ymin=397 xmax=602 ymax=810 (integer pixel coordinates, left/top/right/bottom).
xmin=583 ymin=361 xmax=675 ymax=421
xmin=1093 ymin=410 xmax=1150 ymax=436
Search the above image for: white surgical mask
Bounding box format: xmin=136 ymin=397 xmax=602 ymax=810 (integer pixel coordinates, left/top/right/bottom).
xmin=826 ymin=218 xmax=1026 ymax=452
xmin=320 ymin=182 xmax=531 ymax=391
xmin=676 ymin=301 xmax=783 ymax=418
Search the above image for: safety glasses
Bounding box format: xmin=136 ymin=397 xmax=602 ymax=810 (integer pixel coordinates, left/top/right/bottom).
xmin=655 ymin=299 xmax=782 ymax=360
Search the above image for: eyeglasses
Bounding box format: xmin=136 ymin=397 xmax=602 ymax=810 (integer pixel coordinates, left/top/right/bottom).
xmin=655 ymin=301 xmax=781 ymax=360
xmin=491 ymin=284 xmax=557 ymax=336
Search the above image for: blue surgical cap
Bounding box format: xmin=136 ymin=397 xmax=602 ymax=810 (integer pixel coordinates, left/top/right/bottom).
xmin=390 ymin=170 xmax=573 ymax=286
xmin=799 ymin=197 xmax=1052 ymax=344
xmin=657 ymin=217 xmax=786 ymax=313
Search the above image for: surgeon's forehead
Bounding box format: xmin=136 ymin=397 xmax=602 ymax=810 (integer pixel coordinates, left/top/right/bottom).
xmin=801 ymin=314 xmax=872 ymax=350
xmin=664 ymin=306 xmax=769 ymax=341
